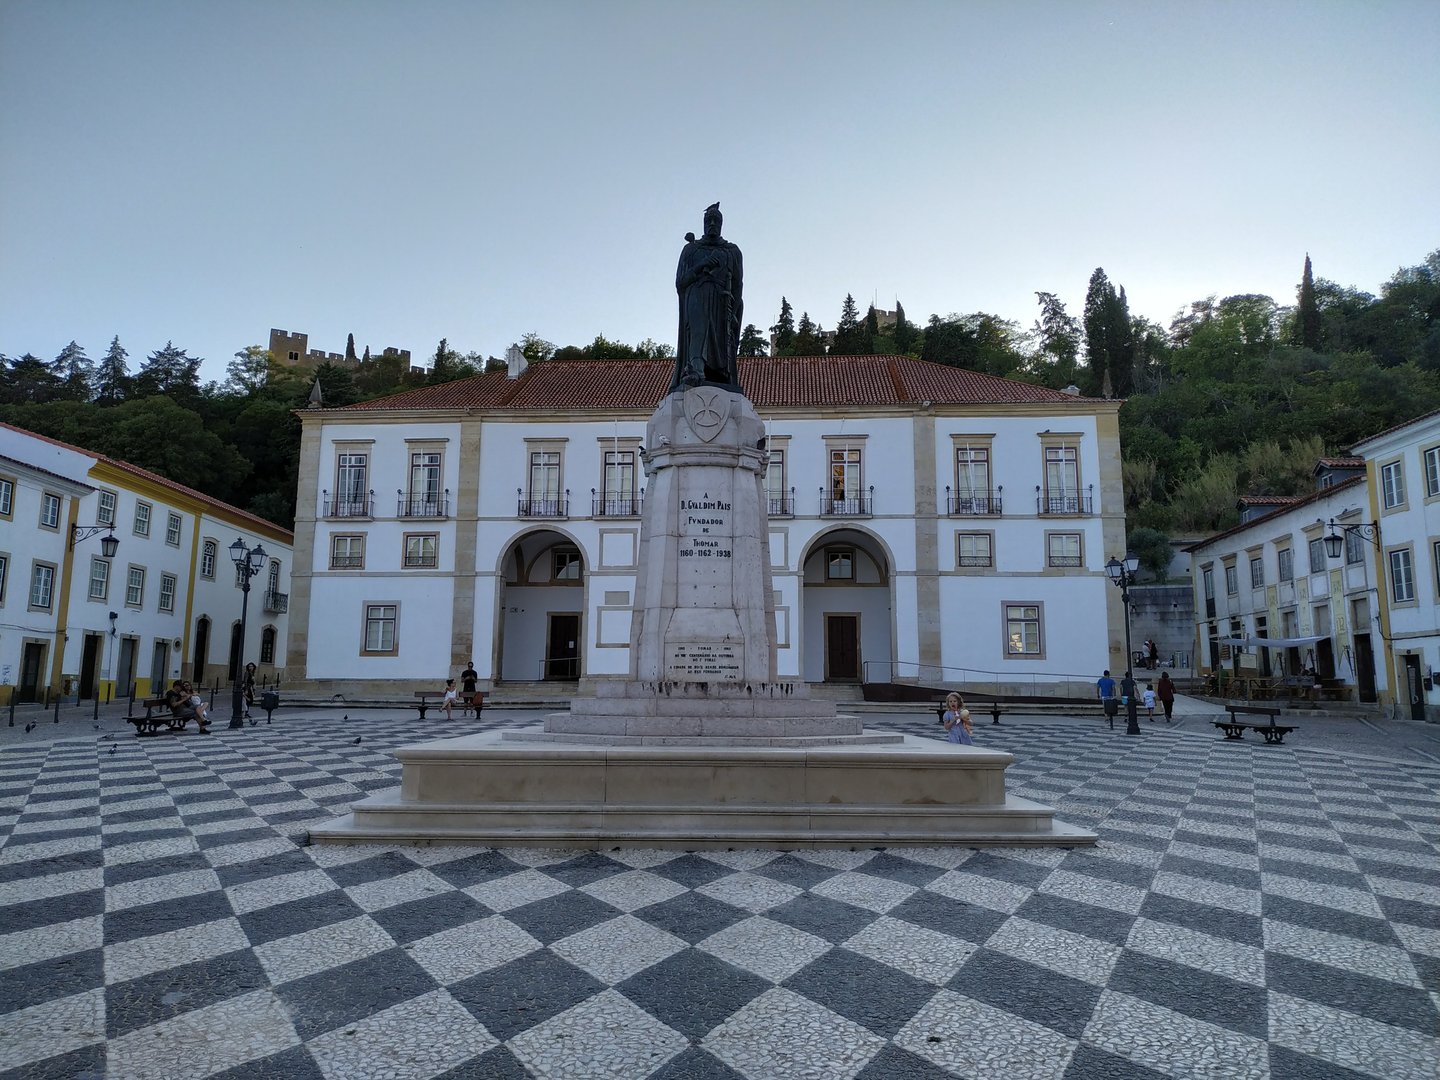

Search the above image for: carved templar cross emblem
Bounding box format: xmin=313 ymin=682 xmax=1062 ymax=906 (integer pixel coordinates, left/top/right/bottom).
xmin=683 ymin=387 xmax=730 ymax=443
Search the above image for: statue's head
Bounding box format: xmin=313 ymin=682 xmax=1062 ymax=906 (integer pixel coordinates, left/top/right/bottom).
xmin=703 ymin=202 xmax=722 ymax=238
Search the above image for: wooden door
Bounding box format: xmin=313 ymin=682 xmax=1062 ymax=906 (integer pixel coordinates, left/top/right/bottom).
xmin=825 ymin=614 xmax=860 ymax=682
xmin=545 ymin=613 xmax=580 ymax=680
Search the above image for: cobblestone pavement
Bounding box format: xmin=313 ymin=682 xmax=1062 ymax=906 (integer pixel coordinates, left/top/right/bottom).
xmin=1 ymin=706 xmax=1437 ymax=1079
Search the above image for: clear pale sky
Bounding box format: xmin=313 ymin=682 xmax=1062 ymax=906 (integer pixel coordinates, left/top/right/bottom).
xmin=3 ymin=1 xmax=1437 ymax=385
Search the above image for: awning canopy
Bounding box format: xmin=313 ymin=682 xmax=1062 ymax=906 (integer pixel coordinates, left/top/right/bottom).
xmin=1215 ymin=635 xmax=1327 ymax=649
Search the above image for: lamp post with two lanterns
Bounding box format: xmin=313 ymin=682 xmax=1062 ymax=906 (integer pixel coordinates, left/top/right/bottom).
xmin=228 ymin=538 xmax=267 ymax=730
xmin=1105 ymin=551 xmax=1143 ymax=736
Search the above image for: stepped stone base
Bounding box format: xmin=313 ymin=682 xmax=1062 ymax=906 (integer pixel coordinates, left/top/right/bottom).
xmin=309 ymin=728 xmax=1097 ymax=849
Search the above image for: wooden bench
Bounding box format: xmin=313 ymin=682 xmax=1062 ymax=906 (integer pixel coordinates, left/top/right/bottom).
xmin=125 ymin=698 xmax=208 ymax=737
xmin=1213 ymin=703 xmax=1296 ymax=744
xmin=412 ymin=690 xmax=486 ymax=719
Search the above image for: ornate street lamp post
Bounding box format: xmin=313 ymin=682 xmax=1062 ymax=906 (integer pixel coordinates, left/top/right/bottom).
xmin=70 ymin=523 xmax=120 ymax=558
xmin=228 ymin=538 xmax=267 ymax=730
xmin=1105 ymin=552 xmax=1143 ymax=736
xmin=1321 ymin=518 xmax=1380 ymax=560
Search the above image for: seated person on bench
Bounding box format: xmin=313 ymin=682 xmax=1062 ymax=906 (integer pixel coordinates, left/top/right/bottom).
xmin=164 ymin=679 xmax=209 ymax=730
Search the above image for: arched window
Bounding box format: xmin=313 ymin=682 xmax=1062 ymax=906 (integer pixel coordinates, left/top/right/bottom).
xmin=268 ymin=559 xmax=280 ymax=594
xmin=201 ymin=540 xmax=217 ymax=579
xmin=260 ymin=626 xmax=276 ymax=665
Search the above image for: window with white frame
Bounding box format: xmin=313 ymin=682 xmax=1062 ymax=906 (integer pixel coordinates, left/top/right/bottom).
xmin=1249 ymin=556 xmax=1264 ymax=589
xmin=601 ymin=448 xmax=637 ymax=515
xmin=1203 ymin=567 xmax=1214 ymax=600
xmin=1277 ymin=548 xmax=1293 ymax=582
xmin=954 ymin=445 xmax=991 ymax=507
xmin=1388 ymin=548 xmax=1415 ymax=603
xmin=1307 ymin=537 xmax=1326 ymax=574
xmin=1047 ymin=532 xmax=1082 ymax=568
xmin=406 ymin=449 xmax=443 ymax=515
xmin=30 ymin=562 xmax=56 ymax=610
xmin=41 ymin=492 xmax=61 ymax=529
xmin=362 ymin=603 xmax=398 ymax=654
xmin=0 ymin=476 xmax=13 ymax=518
xmin=1381 ymin=460 xmax=1404 ymax=509
xmin=827 ymin=446 xmax=865 ymax=512
xmin=1004 ymin=603 xmax=1043 ymax=657
xmin=0 ymin=553 xmax=8 ymax=603
xmin=201 ymin=540 xmax=217 ymax=578
xmin=97 ymin=490 xmax=116 ymax=526
xmin=330 ymin=534 xmax=364 ymax=569
xmin=404 ymin=534 xmax=438 ymax=568
xmin=88 ymin=557 xmax=109 ymax=601
xmin=1424 ymin=445 xmax=1440 ymax=498
xmin=826 ymin=548 xmax=855 ymax=580
xmin=268 ymin=560 xmax=280 ymax=594
xmin=1225 ymin=564 xmax=1238 ymax=595
xmin=133 ymin=501 xmax=151 ymax=536
xmin=957 ymin=533 xmax=993 ymax=568
xmin=526 ymin=450 xmax=563 ymax=515
xmin=336 ymin=452 xmax=370 ymax=515
xmin=165 ymin=512 xmax=182 ymax=546
xmin=159 ymin=572 xmax=177 ymax=612
xmin=260 ymin=626 xmax=276 ymax=664
xmin=765 ymin=447 xmax=789 ymax=515
xmin=125 ymin=566 xmax=145 ymax=607
xmin=1043 ymin=444 xmax=1081 ymax=512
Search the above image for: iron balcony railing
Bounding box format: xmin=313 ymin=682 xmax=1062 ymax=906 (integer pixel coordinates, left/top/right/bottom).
xmin=591 ymin=489 xmax=644 ymax=517
xmin=329 ymin=555 xmax=363 ymax=570
xmin=518 ymin=490 xmax=569 ymax=518
xmin=945 ymin=487 xmax=1003 ymax=515
xmin=767 ymin=488 xmax=795 ymax=517
xmin=1047 ymin=555 xmax=1084 ymax=568
xmin=323 ymin=490 xmax=374 ymax=518
xmin=819 ymin=486 xmax=874 ymax=517
xmin=1036 ymin=492 xmax=1092 ymax=515
xmin=263 ymin=590 xmax=289 ymax=614
xmin=958 ymin=554 xmax=993 ymax=567
xmin=397 ymin=489 xmax=449 ymax=518
xmin=403 ymin=552 xmax=438 ymax=569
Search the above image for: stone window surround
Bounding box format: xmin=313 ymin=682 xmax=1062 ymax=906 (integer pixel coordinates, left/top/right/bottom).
xmin=1386 ymin=544 xmax=1416 ymax=606
xmin=1422 ymin=442 xmax=1440 ymax=502
xmin=88 ymin=556 xmax=109 ymax=602
xmin=124 ymin=564 xmax=145 ymax=608
xmin=825 ymin=547 xmax=855 ymax=580
xmin=330 ymin=533 xmax=366 ymax=570
xmin=0 ymin=474 xmax=14 ymax=519
xmin=132 ymin=500 xmax=151 ymax=537
xmin=40 ymin=491 xmax=62 ymax=530
xmin=1045 ymin=530 xmax=1084 ymax=570
xmin=951 ymin=433 xmax=995 ymax=496
xmin=1223 ymin=560 xmax=1238 ymax=595
xmin=1002 ymin=600 xmax=1045 ymax=659
xmin=403 ymin=532 xmax=439 ymax=569
xmin=1249 ymin=553 xmax=1264 ymax=590
xmin=0 ymin=550 xmax=8 ymax=605
xmin=165 ymin=511 xmax=183 ymax=547
xmin=524 ymin=437 xmax=568 ymax=498
xmin=1039 ymin=432 xmax=1084 ymax=505
xmin=200 ymin=538 xmax=218 ymax=579
xmin=596 ymin=436 xmax=642 ymax=495
xmin=158 ymin=571 xmax=177 ymax=612
xmin=361 ymin=601 xmax=400 ymax=656
xmin=96 ymin=488 xmax=117 ymax=526
xmin=1379 ymin=457 xmax=1406 ymax=512
xmin=822 ymin=435 xmax=866 ymax=499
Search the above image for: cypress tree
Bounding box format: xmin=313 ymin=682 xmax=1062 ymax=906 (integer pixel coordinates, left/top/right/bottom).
xmin=345 ymin=333 xmax=357 ymax=363
xmin=892 ymin=300 xmax=915 ymax=354
xmin=770 ymin=297 xmax=796 ymax=356
xmin=1295 ymin=253 xmax=1321 ymax=349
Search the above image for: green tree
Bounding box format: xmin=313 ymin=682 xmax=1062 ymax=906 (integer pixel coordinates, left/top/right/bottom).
xmin=345 ymin=332 xmax=357 ymax=364
xmin=861 ymin=306 xmax=880 ymax=354
xmin=793 ymin=312 xmax=824 ymax=355
xmin=892 ymin=300 xmax=916 ymax=354
xmin=1033 ymin=291 xmax=1081 ymax=385
xmin=770 ymin=297 xmax=796 ymax=356
xmin=94 ymin=336 xmax=129 ymax=405
xmin=738 ymin=324 xmax=768 ymax=356
xmin=225 ymin=345 xmax=272 ymax=395
xmin=831 ymin=294 xmax=863 ymax=353
xmin=133 ymin=342 xmax=202 ymax=404
xmin=1293 ymin=254 xmax=1320 ymax=349
xmin=519 ymin=332 xmax=555 ymax=363
xmin=3 ymin=353 xmax=64 ymax=404
xmin=1127 ymin=527 xmax=1174 ymax=581
xmin=53 ymin=341 xmax=94 ymax=401
xmin=1083 ymin=269 xmax=1133 ymax=396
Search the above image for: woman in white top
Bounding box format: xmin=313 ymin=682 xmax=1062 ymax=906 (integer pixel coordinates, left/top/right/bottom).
xmin=441 ymin=678 xmax=460 ymax=720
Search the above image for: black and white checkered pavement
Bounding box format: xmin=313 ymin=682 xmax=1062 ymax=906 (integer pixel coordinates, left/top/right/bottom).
xmin=2 ymin=711 xmax=1437 ymax=1079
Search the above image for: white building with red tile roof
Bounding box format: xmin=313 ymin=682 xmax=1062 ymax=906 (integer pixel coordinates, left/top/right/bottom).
xmin=0 ymin=422 xmax=293 ymax=706
xmin=289 ymin=355 xmax=1129 ymax=696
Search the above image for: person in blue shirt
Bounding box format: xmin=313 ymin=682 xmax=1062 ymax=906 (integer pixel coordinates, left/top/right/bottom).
xmin=1096 ymin=670 xmax=1117 ymax=700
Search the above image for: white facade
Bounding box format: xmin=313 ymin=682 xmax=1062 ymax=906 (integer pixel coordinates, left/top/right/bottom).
xmin=288 ymin=357 xmax=1129 ymax=695
xmin=0 ymin=423 xmax=293 ymax=704
xmin=1353 ymin=408 xmax=1440 ymax=721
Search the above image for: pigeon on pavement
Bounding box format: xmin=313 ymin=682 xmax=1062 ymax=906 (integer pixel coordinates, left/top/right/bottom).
xmin=352 ymin=736 xmax=362 ymax=744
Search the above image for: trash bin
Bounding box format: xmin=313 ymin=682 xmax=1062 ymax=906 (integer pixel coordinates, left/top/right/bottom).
xmin=260 ymin=690 xmax=279 ymax=723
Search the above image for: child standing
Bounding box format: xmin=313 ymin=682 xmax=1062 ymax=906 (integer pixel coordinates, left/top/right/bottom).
xmin=1142 ymin=682 xmax=1157 ymax=722
xmin=942 ymin=691 xmax=974 ymax=745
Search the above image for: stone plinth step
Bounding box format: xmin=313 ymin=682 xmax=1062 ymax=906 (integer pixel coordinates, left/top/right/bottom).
xmin=309 ymin=730 xmax=1096 ymax=849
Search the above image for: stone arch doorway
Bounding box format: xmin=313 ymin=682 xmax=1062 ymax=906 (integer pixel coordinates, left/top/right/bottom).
xmin=496 ymin=529 xmax=587 ymax=683
xmin=798 ymin=527 xmax=894 ymax=684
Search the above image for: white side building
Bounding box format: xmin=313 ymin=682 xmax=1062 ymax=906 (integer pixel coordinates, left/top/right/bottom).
xmin=0 ymin=423 xmax=293 ymax=705
xmin=288 ymin=354 xmax=1129 ymax=696
xmin=1352 ymin=408 xmax=1440 ymax=722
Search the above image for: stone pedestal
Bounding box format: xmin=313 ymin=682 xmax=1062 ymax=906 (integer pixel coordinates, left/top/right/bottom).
xmin=313 ymin=387 xmax=1095 ymax=849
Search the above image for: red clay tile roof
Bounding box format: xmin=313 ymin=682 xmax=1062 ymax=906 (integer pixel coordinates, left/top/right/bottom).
xmin=1186 ymin=475 xmax=1365 ymax=552
xmin=328 ymin=355 xmax=1103 ymax=412
xmin=1315 ymin=457 xmax=1364 ymax=469
xmin=0 ymin=422 xmax=293 ymax=539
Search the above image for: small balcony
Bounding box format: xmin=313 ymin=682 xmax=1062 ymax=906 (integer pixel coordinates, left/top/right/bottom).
xmin=1047 ymin=555 xmax=1084 ymax=568
xmin=397 ymin=489 xmax=449 ymax=518
xmin=946 ymin=487 xmax=1003 ymax=515
xmin=820 ymin=487 xmax=874 ymax=517
xmin=518 ymin=490 xmax=569 ymax=518
xmin=591 ymin=489 xmax=644 ymax=517
xmin=767 ymin=488 xmax=795 ymax=518
xmin=323 ymin=490 xmax=374 ymax=519
xmin=329 ymin=555 xmax=363 ymax=570
xmin=403 ymin=552 xmax=438 ymax=569
xmin=1036 ymin=488 xmax=1093 ymax=516
xmin=263 ymin=590 xmax=289 ymax=614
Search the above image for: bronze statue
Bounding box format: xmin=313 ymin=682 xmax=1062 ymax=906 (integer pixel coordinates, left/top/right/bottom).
xmin=671 ymin=202 xmax=744 ymax=392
